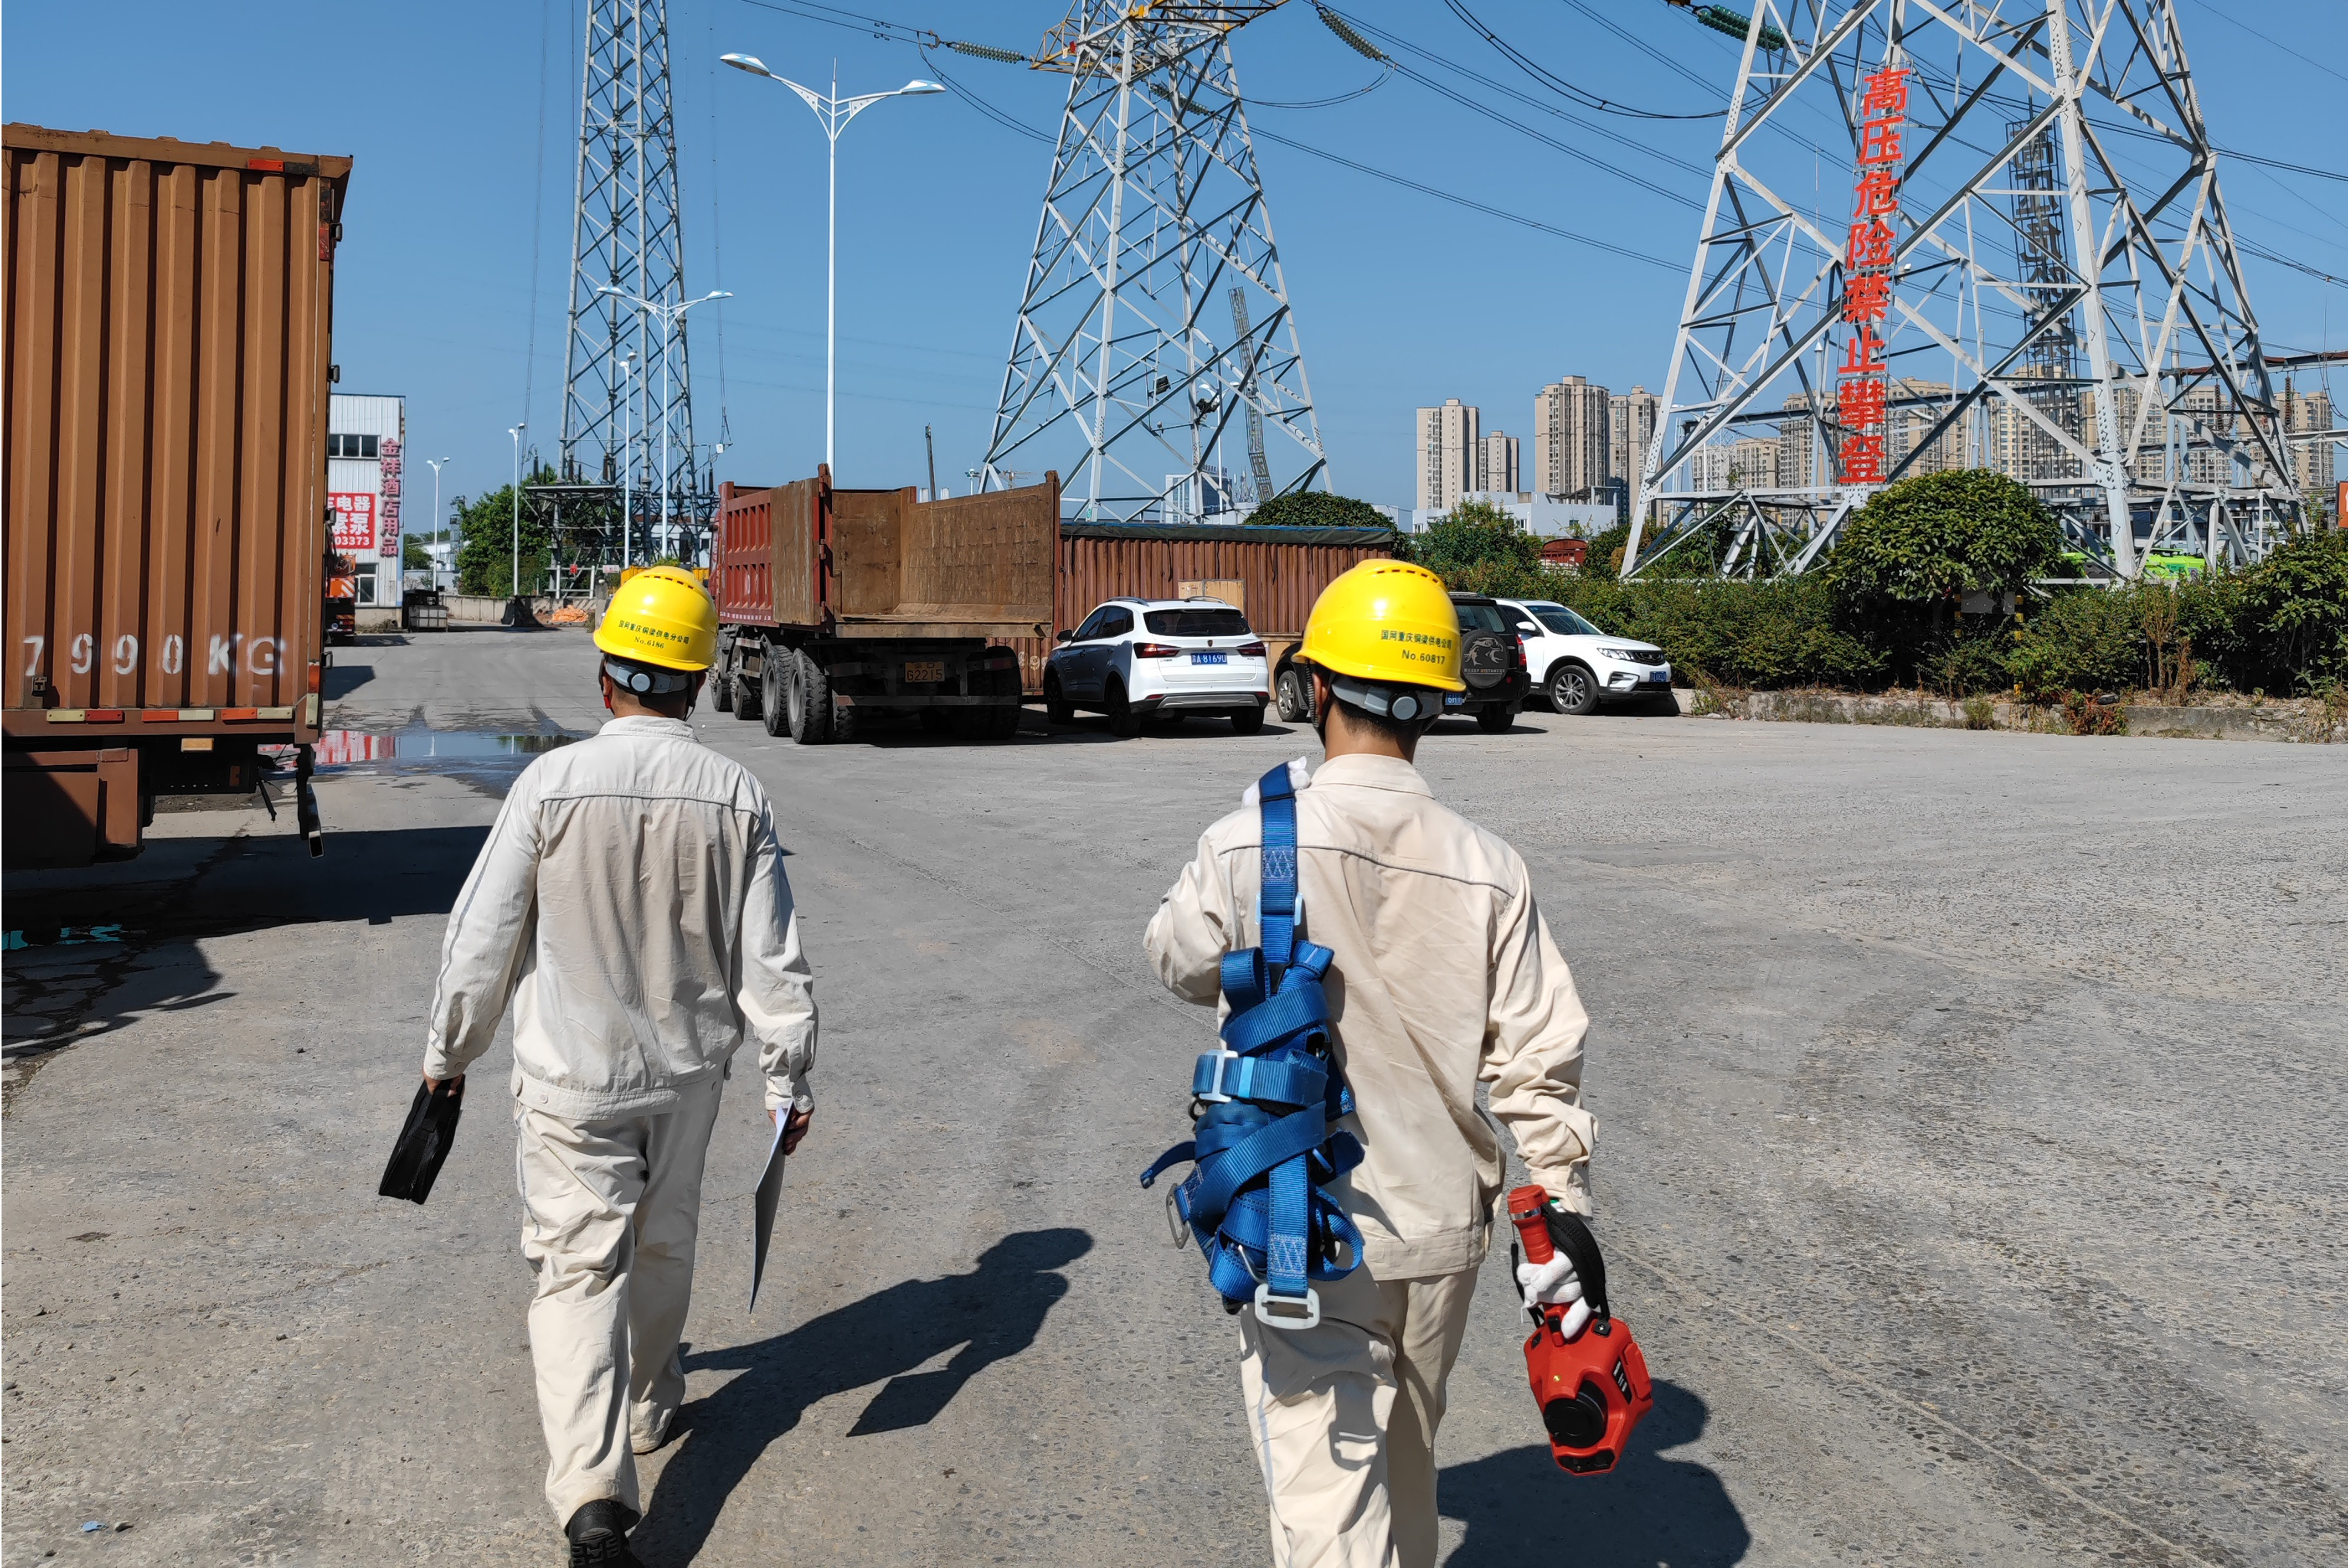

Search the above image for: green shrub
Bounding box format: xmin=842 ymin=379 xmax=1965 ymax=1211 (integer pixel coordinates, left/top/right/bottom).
xmin=2232 ymin=529 xmax=2348 ymax=693
xmin=1247 ymin=491 xmax=1394 ymax=531
xmin=1825 ymin=470 xmax=2064 ymax=604
xmin=1402 ymin=500 xmax=1551 ymax=599
xmin=1552 ymin=576 xmax=1882 ymax=689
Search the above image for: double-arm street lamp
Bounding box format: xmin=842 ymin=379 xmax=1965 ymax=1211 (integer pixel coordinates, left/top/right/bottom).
xmin=721 ymin=54 xmax=941 ymax=472
xmin=596 ymin=286 xmax=733 ymax=560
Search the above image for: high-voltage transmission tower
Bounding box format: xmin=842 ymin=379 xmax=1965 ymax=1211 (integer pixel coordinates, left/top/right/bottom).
xmin=1629 ymin=0 xmax=2300 ymax=582
xmin=981 ymin=2 xmax=1330 ymax=522
xmin=554 ymin=0 xmax=712 ymax=563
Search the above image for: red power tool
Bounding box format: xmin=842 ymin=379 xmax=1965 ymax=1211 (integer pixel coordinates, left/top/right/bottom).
xmin=1506 ymin=1184 xmax=1654 ymax=1474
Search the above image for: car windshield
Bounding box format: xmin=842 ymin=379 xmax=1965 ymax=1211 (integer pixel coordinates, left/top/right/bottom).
xmin=1451 ymin=601 xmax=1508 ymax=633
xmin=1144 ymin=607 xmax=1250 ymax=637
xmin=1522 ymin=602 xmax=1603 ymax=637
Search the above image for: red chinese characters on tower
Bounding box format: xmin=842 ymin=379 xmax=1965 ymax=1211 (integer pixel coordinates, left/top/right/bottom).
xmin=1836 ymin=66 xmax=1909 ymax=486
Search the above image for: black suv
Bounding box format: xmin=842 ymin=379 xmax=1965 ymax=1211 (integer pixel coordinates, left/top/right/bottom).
xmin=1445 ymin=593 xmax=1531 ymax=733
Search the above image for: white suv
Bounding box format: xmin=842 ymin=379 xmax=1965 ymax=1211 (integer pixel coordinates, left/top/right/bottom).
xmin=1495 ymin=597 xmax=1675 ymax=715
xmin=1044 ymin=597 xmax=1271 ymax=737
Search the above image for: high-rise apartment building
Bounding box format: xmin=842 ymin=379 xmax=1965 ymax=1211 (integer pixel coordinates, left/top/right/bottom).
xmin=1482 ymin=431 xmax=1520 ymax=494
xmin=1533 ymin=376 xmax=1610 ymax=499
xmin=1608 ymin=385 xmax=1660 ymax=487
xmin=2283 ymin=381 xmax=2335 ymax=497
xmin=1416 ymin=399 xmax=1480 ymax=512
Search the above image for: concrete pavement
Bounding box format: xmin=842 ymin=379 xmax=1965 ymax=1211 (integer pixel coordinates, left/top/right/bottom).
xmin=4 ymin=625 xmax=2341 ymax=1566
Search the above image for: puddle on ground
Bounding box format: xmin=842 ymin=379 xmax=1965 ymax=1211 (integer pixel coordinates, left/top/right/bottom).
xmin=269 ymin=728 xmax=580 ymax=769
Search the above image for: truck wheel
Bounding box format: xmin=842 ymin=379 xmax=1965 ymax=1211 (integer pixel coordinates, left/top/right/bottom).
xmin=918 ymin=708 xmax=955 ymax=735
xmin=775 ymin=652 xmax=803 ymax=746
xmin=1229 ymin=705 xmax=1265 ymax=736
xmin=1105 ymin=679 xmax=1142 ymax=739
xmin=713 ymin=662 xmax=736 ymax=713
xmin=734 ymin=665 xmax=766 ymax=721
xmin=1475 ymin=702 xmax=1516 ymax=734
xmin=787 ymin=652 xmax=835 ymax=745
xmin=1275 ymin=667 xmax=1312 ymax=723
xmin=1043 ymin=671 xmax=1075 ymax=726
xmin=1547 ymin=663 xmax=1599 ymax=717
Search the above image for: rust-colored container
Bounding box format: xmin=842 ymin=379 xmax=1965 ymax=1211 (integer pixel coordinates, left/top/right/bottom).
xmin=718 ymin=468 xmax=1059 ymax=637
xmin=1015 ymin=520 xmax=1394 ymax=694
xmin=2 ymin=123 xmax=349 ymax=863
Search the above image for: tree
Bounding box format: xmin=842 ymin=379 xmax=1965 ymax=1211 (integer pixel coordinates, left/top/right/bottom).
xmin=455 ymin=465 xmax=559 ymax=597
xmin=402 ymin=533 xmax=432 ymax=571
xmin=1245 ymin=491 xmax=1393 ymax=531
xmin=1401 ymin=499 xmax=1550 ymax=599
xmin=1825 ymin=468 xmax=2062 ymax=605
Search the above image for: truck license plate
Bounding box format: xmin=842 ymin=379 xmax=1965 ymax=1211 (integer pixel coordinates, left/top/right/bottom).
xmin=1191 ymin=651 xmax=1228 ymax=666
xmin=904 ymin=661 xmax=945 ymax=683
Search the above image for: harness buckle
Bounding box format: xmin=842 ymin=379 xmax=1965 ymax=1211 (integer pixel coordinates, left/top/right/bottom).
xmin=1253 ymin=1283 xmax=1321 ymax=1331
xmin=1163 ymin=1184 xmax=1191 ymax=1250
xmin=1195 ymin=1049 xmax=1242 ymax=1103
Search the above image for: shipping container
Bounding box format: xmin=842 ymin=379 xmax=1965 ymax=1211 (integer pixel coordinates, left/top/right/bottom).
xmin=713 ymin=468 xmax=1057 ymax=743
xmin=2 ymin=123 xmax=348 ymax=865
xmin=1019 ymin=519 xmax=1394 ymax=697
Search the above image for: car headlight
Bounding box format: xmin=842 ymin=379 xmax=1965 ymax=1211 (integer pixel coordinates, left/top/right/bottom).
xmin=1597 ymin=646 xmax=1646 ymax=662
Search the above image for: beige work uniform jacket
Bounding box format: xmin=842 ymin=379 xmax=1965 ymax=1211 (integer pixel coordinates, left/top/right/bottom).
xmin=423 ymin=715 xmax=817 ymax=1120
xmin=1145 ymin=754 xmax=1593 ymax=1279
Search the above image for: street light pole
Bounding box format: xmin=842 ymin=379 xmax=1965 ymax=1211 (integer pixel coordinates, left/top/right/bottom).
xmin=425 ymin=456 xmax=452 ymax=591
xmin=596 ymin=287 xmax=732 ymax=564
xmin=619 ymin=351 xmax=637 ymax=567
xmin=722 ymin=54 xmax=941 ymax=474
xmin=508 ymin=422 xmax=526 ymax=599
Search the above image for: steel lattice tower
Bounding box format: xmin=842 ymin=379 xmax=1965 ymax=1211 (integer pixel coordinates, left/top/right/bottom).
xmin=982 ymin=2 xmax=1329 ymax=521
xmin=1628 ymin=0 xmax=2299 ymax=582
xmin=557 ymin=0 xmax=707 ymax=558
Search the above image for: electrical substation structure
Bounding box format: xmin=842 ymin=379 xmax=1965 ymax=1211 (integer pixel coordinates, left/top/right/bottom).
xmin=549 ymin=0 xmax=714 ymax=572
xmin=1628 ymin=0 xmax=2303 ymax=583
xmin=981 ymin=1 xmax=1330 ymax=523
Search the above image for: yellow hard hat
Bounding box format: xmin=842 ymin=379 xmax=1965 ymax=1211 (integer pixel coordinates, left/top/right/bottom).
xmin=1297 ymin=560 xmax=1464 ymax=692
xmin=594 ymin=564 xmax=717 ymax=670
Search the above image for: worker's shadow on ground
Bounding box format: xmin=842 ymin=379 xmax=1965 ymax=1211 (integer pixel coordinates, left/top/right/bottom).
xmin=1439 ymin=1380 xmax=1749 ymax=1566
xmin=634 ymin=1227 xmax=1094 ymax=1564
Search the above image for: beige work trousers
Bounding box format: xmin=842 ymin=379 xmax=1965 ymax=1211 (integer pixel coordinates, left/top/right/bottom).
xmin=1237 ymin=1264 xmax=1478 ymax=1568
xmin=516 ymin=1072 xmax=725 ymax=1525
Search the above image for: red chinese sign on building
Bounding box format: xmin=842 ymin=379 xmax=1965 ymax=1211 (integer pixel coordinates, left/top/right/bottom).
xmin=378 ymin=437 xmax=403 ymax=561
xmin=1837 ymin=65 xmax=1909 ymax=486
xmin=329 ymin=491 xmax=377 ymax=551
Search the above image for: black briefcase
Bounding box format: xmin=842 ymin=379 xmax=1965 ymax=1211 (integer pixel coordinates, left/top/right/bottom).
xmin=379 ymin=1080 xmax=465 ymax=1203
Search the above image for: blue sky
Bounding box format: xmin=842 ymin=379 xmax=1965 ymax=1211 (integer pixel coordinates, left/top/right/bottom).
xmin=7 ymin=0 xmax=2342 ymax=517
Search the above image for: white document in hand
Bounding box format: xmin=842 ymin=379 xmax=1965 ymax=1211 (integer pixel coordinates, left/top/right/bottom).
xmin=751 ymin=1111 xmax=790 ymax=1313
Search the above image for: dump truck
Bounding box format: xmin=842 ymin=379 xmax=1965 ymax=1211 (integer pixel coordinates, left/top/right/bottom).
xmin=711 ymin=469 xmax=1058 ymax=743
xmin=2 ymin=124 xmax=348 ymax=867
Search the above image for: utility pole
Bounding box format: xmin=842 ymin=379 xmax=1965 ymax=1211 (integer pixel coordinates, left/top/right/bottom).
xmin=925 ymin=425 xmax=938 ymax=500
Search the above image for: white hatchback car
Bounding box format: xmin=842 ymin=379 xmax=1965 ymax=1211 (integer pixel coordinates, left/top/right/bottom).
xmin=1044 ymin=597 xmax=1271 ymax=737
xmin=1495 ymin=597 xmax=1675 ymax=715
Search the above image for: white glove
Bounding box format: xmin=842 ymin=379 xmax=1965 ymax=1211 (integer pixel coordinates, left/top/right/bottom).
xmin=1239 ymin=758 xmax=1313 ymax=805
xmin=1516 ymin=1251 xmax=1592 ymax=1339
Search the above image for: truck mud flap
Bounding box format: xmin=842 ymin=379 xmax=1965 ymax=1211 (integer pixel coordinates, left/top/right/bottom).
xmin=295 ymin=743 xmax=325 ymax=858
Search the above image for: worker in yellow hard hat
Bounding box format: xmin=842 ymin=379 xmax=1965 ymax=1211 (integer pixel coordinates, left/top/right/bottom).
xmin=419 ymin=563 xmax=820 ymax=1567
xmin=1145 ymin=559 xmax=1598 ymax=1568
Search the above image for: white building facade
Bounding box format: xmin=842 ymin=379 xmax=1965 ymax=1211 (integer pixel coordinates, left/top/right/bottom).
xmin=327 ymin=393 xmax=406 ymax=607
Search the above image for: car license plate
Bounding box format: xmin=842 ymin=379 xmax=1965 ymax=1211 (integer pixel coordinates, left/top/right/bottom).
xmin=903 ymin=660 xmax=944 ymax=683
xmin=1191 ymin=651 xmax=1228 ymax=666
xmin=1444 ymin=693 xmax=1466 ymax=707
xmin=1647 ymin=669 xmax=1670 ymax=683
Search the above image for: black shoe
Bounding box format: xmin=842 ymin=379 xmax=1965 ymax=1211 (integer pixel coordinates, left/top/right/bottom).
xmin=565 ymin=1499 xmax=642 ymax=1568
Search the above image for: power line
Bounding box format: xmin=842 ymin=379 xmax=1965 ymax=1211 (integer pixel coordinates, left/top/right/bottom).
xmin=2181 ymin=0 xmax=2348 ymax=89
xmin=912 ymin=38 xmax=1680 ymax=272
xmin=1441 ymin=0 xmax=1721 ymax=118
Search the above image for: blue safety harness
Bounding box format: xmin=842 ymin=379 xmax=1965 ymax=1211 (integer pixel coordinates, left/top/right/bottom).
xmin=1141 ymin=763 xmax=1364 ymax=1328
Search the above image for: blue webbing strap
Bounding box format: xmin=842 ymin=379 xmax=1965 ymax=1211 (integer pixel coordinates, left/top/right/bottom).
xmin=1140 ymin=762 xmax=1362 ymax=1328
